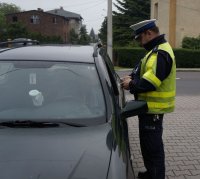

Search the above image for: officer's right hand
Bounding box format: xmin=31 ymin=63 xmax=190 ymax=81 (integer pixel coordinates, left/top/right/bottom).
xmin=121 ymin=76 xmax=132 ymax=82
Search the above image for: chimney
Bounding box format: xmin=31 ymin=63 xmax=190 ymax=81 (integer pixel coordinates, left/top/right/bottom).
xmin=60 ymin=6 xmax=63 ymax=10
xmin=37 ymin=8 xmax=43 ymax=12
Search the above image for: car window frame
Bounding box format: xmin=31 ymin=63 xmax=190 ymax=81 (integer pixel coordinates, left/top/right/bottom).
xmin=99 ymin=48 xmax=119 ymax=96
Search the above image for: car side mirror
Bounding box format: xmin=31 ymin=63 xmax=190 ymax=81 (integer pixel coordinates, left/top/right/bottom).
xmin=121 ymin=100 xmax=148 ymax=118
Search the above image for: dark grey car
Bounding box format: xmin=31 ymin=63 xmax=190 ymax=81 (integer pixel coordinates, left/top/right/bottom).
xmin=0 ymin=44 xmax=147 ymax=179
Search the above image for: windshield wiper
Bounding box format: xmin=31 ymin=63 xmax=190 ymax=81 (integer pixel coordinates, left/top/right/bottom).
xmin=0 ymin=120 xmax=58 ymax=128
xmin=58 ymin=121 xmax=87 ymax=127
xmin=0 ymin=120 xmax=86 ymax=128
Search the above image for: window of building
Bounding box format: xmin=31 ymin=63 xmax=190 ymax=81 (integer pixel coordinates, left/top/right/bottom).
xmin=53 ymin=17 xmax=57 ymax=24
xmin=30 ymin=15 xmax=40 ymax=24
xmin=154 ymin=3 xmax=158 ymax=19
xmin=12 ymin=16 xmax=18 ymax=22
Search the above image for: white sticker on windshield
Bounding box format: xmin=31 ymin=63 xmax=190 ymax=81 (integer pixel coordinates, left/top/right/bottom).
xmin=29 ymin=73 xmax=36 ymax=84
xmin=87 ymin=66 xmax=95 ymax=70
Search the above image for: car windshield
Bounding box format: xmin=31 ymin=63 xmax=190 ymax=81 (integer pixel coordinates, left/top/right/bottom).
xmin=0 ymin=61 xmax=106 ymax=125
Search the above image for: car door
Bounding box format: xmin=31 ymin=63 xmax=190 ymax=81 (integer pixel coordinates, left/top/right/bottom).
xmin=98 ymin=48 xmax=135 ymax=179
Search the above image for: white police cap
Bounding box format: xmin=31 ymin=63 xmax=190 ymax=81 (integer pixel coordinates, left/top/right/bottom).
xmin=130 ymin=19 xmax=157 ymax=39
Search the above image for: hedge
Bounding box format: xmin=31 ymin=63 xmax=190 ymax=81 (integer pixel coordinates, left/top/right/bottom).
xmin=113 ymin=47 xmax=200 ymax=68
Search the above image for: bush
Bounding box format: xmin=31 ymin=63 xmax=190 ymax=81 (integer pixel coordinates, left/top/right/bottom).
xmin=27 ymin=32 xmax=63 ymax=44
xmin=182 ymin=36 xmax=200 ymax=49
xmin=113 ymin=47 xmax=145 ymax=67
xmin=174 ymin=48 xmax=200 ymax=68
xmin=113 ymin=47 xmax=200 ymax=68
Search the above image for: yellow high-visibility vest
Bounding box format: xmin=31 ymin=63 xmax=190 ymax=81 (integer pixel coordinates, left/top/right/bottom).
xmin=138 ymin=42 xmax=176 ymax=114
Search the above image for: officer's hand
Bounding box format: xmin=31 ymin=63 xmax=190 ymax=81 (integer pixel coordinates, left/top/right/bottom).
xmin=121 ymin=76 xmax=131 ymax=81
xmin=121 ymin=78 xmax=131 ymax=90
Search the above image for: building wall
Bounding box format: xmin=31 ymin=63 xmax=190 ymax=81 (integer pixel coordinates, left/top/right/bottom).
xmin=151 ymin=0 xmax=200 ymax=48
xmin=68 ymin=19 xmax=82 ymax=34
xmin=6 ymin=10 xmax=81 ymax=43
xmin=151 ymin=0 xmax=170 ymax=41
xmin=176 ymin=0 xmax=200 ymax=47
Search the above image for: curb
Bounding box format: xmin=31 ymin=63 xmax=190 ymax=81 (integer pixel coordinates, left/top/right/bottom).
xmin=176 ymin=68 xmax=200 ymax=72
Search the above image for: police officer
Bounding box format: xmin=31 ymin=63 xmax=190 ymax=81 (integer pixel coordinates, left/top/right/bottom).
xmin=121 ymin=19 xmax=176 ymax=179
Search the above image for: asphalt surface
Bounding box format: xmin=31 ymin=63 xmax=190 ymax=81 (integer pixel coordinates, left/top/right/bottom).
xmin=117 ymin=71 xmax=200 ymax=96
xmin=176 ymin=72 xmax=200 ymax=96
xmin=117 ymin=70 xmax=200 ymax=179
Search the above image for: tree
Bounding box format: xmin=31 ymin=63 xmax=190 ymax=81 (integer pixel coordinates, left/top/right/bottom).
xmin=89 ymin=28 xmax=96 ymax=43
xmin=0 ymin=11 xmax=6 ymax=32
xmin=0 ymin=2 xmax=21 ymax=14
xmin=78 ymin=25 xmax=90 ymax=45
xmin=98 ymin=17 xmax=107 ymax=45
xmin=0 ymin=3 xmax=21 ymax=41
xmin=0 ymin=2 xmax=21 ymax=28
xmin=69 ymin=28 xmax=79 ymax=44
xmin=5 ymin=22 xmax=28 ymax=40
xmin=113 ymin=0 xmax=150 ymax=46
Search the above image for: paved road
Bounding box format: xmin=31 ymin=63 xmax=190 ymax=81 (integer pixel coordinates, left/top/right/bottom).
xmin=176 ymin=72 xmax=200 ymax=96
xmin=117 ymin=71 xmax=200 ymax=179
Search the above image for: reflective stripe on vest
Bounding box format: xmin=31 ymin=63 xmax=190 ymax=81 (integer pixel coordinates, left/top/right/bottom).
xmin=138 ymin=42 xmax=176 ymax=114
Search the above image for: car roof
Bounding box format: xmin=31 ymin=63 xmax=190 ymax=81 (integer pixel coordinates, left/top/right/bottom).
xmin=0 ymin=45 xmax=95 ymax=63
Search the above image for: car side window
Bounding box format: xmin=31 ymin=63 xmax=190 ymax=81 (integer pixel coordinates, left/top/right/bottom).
xmin=99 ymin=50 xmax=119 ymax=96
xmin=98 ymin=51 xmax=125 ymax=108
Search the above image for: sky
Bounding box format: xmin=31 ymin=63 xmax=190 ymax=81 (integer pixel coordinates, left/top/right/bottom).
xmin=2 ymin=0 xmax=118 ymax=34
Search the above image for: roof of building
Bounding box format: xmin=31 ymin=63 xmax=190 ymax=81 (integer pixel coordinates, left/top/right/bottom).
xmin=6 ymin=7 xmax=82 ymax=20
xmin=46 ymin=7 xmax=82 ymax=20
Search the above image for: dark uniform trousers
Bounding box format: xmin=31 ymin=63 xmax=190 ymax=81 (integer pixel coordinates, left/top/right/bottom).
xmin=138 ymin=113 xmax=165 ymax=179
